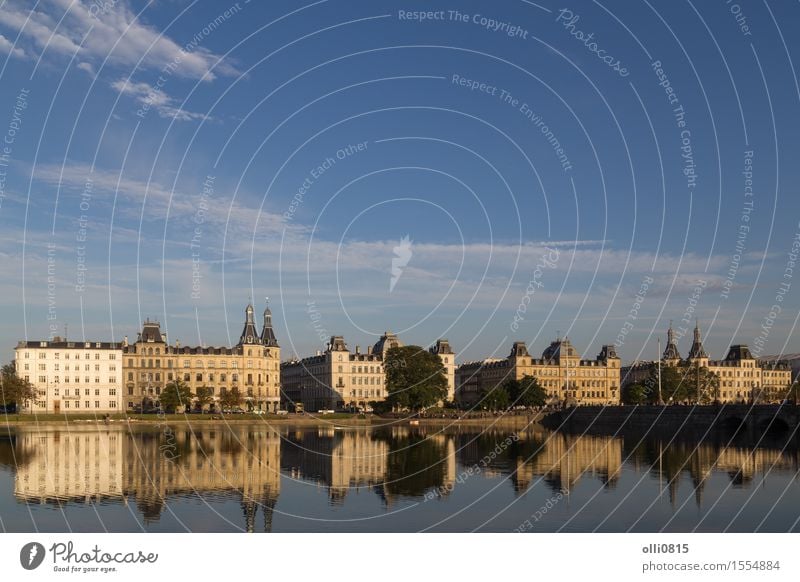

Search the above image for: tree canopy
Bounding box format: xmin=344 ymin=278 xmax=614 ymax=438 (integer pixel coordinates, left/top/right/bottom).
xmin=0 ymin=363 xmax=36 ymax=411
xmin=194 ymin=386 xmax=214 ymax=410
xmin=219 ymin=387 xmax=243 ymax=410
xmin=640 ymin=364 xmax=720 ymax=404
xmin=159 ymin=378 xmax=194 ymax=413
xmin=480 ymin=384 xmax=510 ymax=411
xmin=384 ymin=346 xmax=448 ymax=411
xmin=504 ymin=375 xmax=547 ymax=407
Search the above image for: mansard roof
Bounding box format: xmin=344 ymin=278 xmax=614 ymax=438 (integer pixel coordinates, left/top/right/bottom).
xmin=139 ymin=320 xmax=166 ymax=343
xmin=372 ymin=331 xmax=402 ymax=356
xmin=725 ymin=344 xmax=754 ymax=361
xmin=429 ymin=339 xmax=454 ymax=355
xmin=542 ymin=338 xmax=577 ymax=360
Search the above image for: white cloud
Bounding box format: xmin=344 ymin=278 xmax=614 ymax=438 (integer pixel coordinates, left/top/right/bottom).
xmin=111 ymin=78 xmax=209 ymax=121
xmin=76 ymin=61 xmax=96 ymax=77
xmin=0 ymin=33 xmax=27 ymax=59
xmin=0 ymin=0 xmax=239 ymax=80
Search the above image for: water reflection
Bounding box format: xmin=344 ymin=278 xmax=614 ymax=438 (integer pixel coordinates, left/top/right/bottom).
xmin=0 ymin=423 xmax=798 ymax=531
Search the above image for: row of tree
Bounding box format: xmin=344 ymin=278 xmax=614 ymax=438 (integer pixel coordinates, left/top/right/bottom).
xmin=478 ymin=375 xmax=547 ymax=411
xmin=622 ymin=364 xmax=800 ymax=405
xmin=157 ymin=380 xmax=245 ymax=413
xmin=622 ymin=365 xmax=720 ymax=405
xmin=379 ymin=346 xmax=547 ymax=412
xmin=0 ymin=363 xmax=245 ymax=414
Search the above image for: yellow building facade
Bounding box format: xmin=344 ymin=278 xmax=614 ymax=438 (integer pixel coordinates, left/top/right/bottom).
xmin=455 ymin=338 xmax=621 ymax=407
xmin=122 ymin=303 xmax=281 ymax=412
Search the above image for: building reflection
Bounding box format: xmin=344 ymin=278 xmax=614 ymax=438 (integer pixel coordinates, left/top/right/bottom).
xmin=8 ymin=427 xmax=281 ymax=532
xmin=280 ymin=427 xmax=456 ymax=505
xmin=626 ymin=435 xmax=800 ymax=506
xmin=3 ymin=424 xmax=798 ymax=528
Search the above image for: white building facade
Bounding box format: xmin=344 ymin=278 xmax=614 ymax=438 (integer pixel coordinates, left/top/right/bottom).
xmin=14 ymin=338 xmax=123 ymax=413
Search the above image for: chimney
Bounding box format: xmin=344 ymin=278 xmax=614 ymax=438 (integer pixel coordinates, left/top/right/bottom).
xmin=316 ymin=350 xmax=321 ymax=356
xmin=367 ymin=346 xmax=372 ymax=355
xmin=355 ymin=345 xmax=360 ymax=355
xmin=175 ymin=339 xmax=180 ymax=348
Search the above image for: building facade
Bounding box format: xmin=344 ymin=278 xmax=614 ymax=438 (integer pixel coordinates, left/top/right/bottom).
xmin=281 ymin=332 xmax=456 ymax=411
xmin=122 ymin=303 xmax=281 ymax=412
xmin=14 ymin=339 xmax=123 ymax=413
xmin=621 ymin=324 xmax=793 ymax=403
xmin=455 ymin=338 xmax=621 ymax=407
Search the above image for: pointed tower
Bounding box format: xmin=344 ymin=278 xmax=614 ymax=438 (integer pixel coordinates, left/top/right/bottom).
xmin=258 ymin=299 xmax=281 ymax=413
xmin=687 ymin=321 xmax=708 ymax=365
xmin=260 ymin=300 xmax=279 ymax=347
xmin=662 ymin=322 xmax=681 ymax=365
xmin=238 ymin=303 xmax=261 ymax=346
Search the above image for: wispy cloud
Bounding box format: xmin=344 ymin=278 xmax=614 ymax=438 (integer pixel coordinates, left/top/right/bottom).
xmin=0 ymin=33 xmax=27 ymax=59
xmin=111 ymin=78 xmax=209 ymax=121
xmin=0 ymin=0 xmax=239 ymax=80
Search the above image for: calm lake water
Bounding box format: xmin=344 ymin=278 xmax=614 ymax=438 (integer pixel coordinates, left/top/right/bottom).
xmin=0 ymin=421 xmax=798 ymax=532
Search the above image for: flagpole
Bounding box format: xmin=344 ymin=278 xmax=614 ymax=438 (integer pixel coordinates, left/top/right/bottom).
xmin=657 ymin=337 xmax=662 ymax=405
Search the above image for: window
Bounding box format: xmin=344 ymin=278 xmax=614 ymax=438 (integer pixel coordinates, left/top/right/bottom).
xmin=196 ymin=373 xmax=202 ymax=382
xmin=110 ymin=401 xmax=117 ymax=408
xmin=109 ymin=388 xmax=116 ymax=396
xmin=95 ymin=401 xmax=100 ymax=408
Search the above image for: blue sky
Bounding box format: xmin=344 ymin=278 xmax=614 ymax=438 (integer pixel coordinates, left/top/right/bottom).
xmin=0 ymin=0 xmax=798 ymax=363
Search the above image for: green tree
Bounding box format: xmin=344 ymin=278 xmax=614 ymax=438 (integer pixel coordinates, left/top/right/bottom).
xmin=644 ymin=364 xmax=720 ymax=404
xmin=504 ymin=375 xmax=547 ymax=407
xmin=219 ymin=387 xmax=243 ymax=410
xmin=622 ymin=382 xmax=648 ymax=405
xmin=194 ymin=386 xmax=214 ymax=411
xmin=480 ymin=385 xmax=510 ymax=411
xmin=683 ymin=364 xmax=720 ymax=403
xmin=384 ymin=346 xmax=448 ymax=411
xmin=159 ymin=378 xmax=194 ymax=413
xmin=0 ymin=363 xmax=36 ymax=412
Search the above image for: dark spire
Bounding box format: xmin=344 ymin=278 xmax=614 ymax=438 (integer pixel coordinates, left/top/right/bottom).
xmin=687 ymin=321 xmax=707 ymax=359
xmin=238 ymin=303 xmax=260 ymax=346
xmin=260 ymin=298 xmax=279 ymax=347
xmin=662 ymin=321 xmax=681 ymax=360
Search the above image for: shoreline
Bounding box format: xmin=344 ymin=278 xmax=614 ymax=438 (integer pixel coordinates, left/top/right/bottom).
xmin=0 ymin=412 xmax=542 ymax=430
